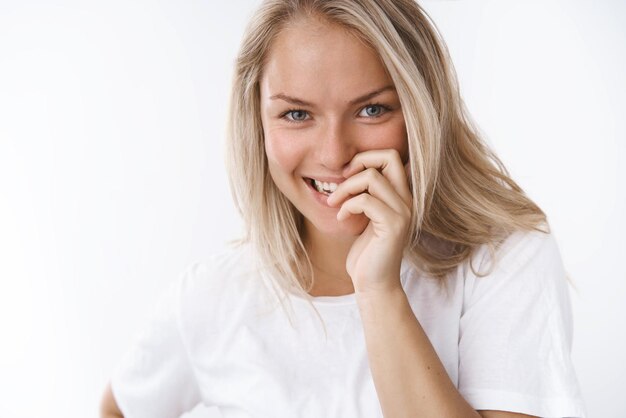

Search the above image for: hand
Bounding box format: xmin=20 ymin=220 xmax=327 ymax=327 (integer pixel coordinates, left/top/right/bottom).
xmin=326 ymin=149 xmax=412 ymax=295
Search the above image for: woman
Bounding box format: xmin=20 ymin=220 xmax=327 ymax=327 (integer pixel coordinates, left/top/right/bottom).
xmin=101 ymin=0 xmax=586 ymax=417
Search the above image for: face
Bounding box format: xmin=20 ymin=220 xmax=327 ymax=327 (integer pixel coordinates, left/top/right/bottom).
xmin=260 ymin=17 xmax=409 ymax=239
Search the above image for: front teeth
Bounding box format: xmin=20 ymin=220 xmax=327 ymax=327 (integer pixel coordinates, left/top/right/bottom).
xmin=312 ymin=179 xmax=338 ymax=195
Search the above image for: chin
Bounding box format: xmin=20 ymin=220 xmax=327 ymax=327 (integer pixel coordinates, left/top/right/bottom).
xmin=313 ymin=214 xmax=369 ymax=238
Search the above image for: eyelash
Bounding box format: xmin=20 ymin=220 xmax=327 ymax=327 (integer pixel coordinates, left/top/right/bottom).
xmin=280 ymin=103 xmax=392 ymax=124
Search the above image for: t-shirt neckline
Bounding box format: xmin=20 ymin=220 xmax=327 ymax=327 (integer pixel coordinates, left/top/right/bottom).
xmin=289 ymin=258 xmax=412 ymax=306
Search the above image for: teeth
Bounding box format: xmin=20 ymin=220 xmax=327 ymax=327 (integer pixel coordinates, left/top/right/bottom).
xmin=312 ymin=179 xmax=338 ymax=195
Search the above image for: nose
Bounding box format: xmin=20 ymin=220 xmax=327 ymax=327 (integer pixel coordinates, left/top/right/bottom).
xmin=316 ymin=119 xmax=357 ymax=172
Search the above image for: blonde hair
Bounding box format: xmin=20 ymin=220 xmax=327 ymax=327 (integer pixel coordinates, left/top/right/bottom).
xmin=226 ymin=0 xmax=549 ymax=324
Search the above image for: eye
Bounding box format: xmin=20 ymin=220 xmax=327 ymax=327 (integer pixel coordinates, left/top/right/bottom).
xmin=358 ymin=104 xmax=390 ymax=118
xmin=281 ymin=109 xmax=310 ymax=123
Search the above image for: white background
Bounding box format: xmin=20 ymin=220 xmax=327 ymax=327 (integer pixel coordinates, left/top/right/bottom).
xmin=0 ymin=0 xmax=624 ymax=417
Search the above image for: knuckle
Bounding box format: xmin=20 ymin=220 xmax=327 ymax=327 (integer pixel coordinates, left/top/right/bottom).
xmin=358 ymin=193 xmax=371 ymax=204
xmin=365 ymin=167 xmax=379 ymax=182
xmin=365 ymin=167 xmax=378 ymax=176
xmin=356 ymin=194 xmax=372 ymax=207
xmin=387 ymin=148 xmax=400 ymax=161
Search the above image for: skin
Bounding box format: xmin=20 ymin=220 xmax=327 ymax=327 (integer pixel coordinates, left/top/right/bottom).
xmin=100 ymin=383 xmax=123 ymax=417
xmin=99 ymin=15 xmax=537 ymax=418
xmin=260 ymin=16 xmax=410 ymax=296
xmin=259 ymin=15 xmax=537 ymax=418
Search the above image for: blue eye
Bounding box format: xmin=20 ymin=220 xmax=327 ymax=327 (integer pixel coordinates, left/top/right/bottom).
xmin=359 ymin=104 xmax=390 ymax=118
xmin=282 ymin=109 xmax=309 ymax=122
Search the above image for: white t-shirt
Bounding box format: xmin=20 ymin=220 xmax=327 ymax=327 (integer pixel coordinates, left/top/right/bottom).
xmin=111 ymin=229 xmax=586 ymax=418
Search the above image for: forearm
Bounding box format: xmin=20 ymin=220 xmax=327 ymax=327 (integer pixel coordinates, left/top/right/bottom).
xmin=356 ymin=285 xmax=480 ymax=418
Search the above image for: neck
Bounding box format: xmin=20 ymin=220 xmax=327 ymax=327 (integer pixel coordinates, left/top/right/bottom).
xmin=303 ymin=220 xmax=357 ymax=296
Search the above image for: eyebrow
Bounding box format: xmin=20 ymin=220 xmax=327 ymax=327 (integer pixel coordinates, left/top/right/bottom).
xmin=269 ymin=85 xmax=396 ymax=107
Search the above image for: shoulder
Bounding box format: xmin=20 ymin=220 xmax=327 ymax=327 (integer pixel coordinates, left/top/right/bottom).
xmin=457 ymin=229 xmax=585 ymax=417
xmin=173 ymin=241 xmax=273 ymax=335
xmin=177 ymin=241 xmax=268 ymax=308
xmin=479 ymin=228 xmax=562 ymax=275
xmin=462 ymin=228 xmax=571 ymax=311
xmin=471 ymin=228 xmax=564 ymax=281
xmin=178 ymin=241 xmax=259 ymax=295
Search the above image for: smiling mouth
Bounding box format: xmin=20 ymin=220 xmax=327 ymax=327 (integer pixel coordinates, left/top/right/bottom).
xmin=305 ymin=178 xmax=338 ymax=195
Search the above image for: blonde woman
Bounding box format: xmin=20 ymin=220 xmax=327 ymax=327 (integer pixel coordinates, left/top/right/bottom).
xmin=101 ymin=1 xmax=586 ymax=417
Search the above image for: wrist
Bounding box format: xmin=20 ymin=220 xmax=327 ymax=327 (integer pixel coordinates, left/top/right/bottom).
xmin=355 ymin=281 xmax=407 ymax=310
xmin=356 ymin=285 xmax=412 ymax=333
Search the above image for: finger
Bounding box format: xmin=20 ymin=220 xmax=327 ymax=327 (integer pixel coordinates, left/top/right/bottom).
xmin=343 ymin=149 xmax=411 ymax=204
xmin=327 ymin=167 xmax=409 ymax=217
xmin=337 ymin=194 xmax=407 ymax=235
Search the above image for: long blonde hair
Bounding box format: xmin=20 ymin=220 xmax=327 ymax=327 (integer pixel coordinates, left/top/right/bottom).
xmin=226 ymin=0 xmax=549 ymax=322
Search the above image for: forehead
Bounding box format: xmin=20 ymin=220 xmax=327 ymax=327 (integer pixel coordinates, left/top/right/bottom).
xmin=260 ymin=17 xmax=393 ymax=100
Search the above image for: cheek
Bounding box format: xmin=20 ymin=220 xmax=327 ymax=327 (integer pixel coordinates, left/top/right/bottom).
xmin=387 ymin=122 xmax=409 ymax=155
xmin=264 ymin=129 xmax=307 ymax=173
xmin=359 ymin=120 xmax=409 ymax=160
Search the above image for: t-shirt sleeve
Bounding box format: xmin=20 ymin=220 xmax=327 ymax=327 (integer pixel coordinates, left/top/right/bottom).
xmin=110 ymin=264 xmax=203 ymax=418
xmin=457 ymin=230 xmax=586 ymax=418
